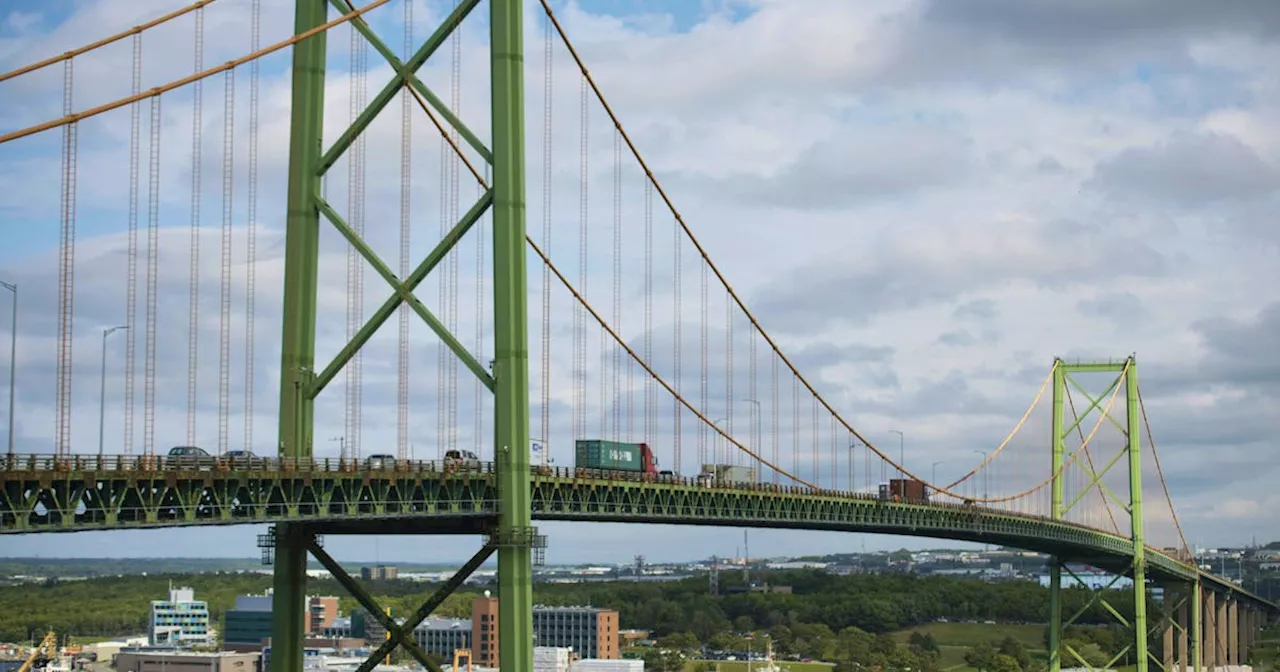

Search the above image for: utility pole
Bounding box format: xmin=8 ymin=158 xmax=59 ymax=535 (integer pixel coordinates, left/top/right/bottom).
xmin=1 ymin=281 xmax=15 ymax=459
xmin=98 ymin=325 xmax=128 ymax=456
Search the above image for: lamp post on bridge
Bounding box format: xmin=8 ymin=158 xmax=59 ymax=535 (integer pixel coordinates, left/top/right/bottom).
xmin=973 ymin=449 xmax=988 ymax=501
xmin=330 ymin=436 xmax=346 ymax=461
xmin=711 ymin=417 xmax=726 ymax=467
xmin=888 ymin=429 xmax=904 ymax=482
xmin=932 ymin=460 xmax=943 ymax=498
xmin=98 ymin=325 xmax=128 ymax=457
xmin=1 ymin=281 xmax=14 ymax=460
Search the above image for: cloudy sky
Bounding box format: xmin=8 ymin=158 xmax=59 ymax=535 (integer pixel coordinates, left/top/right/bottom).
xmin=0 ymin=0 xmax=1277 ymax=565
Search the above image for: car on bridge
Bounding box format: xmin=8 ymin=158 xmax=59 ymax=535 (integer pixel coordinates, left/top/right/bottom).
xmin=444 ymin=449 xmax=482 ymax=471
xmin=166 ymin=445 xmax=215 ymax=470
xmin=224 ymin=449 xmax=265 ymax=469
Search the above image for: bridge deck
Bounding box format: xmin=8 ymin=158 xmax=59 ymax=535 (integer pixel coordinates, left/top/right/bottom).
xmin=0 ymin=453 xmax=1270 ymax=611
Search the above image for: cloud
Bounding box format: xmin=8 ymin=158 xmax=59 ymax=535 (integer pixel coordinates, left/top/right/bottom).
xmin=1089 ymin=131 xmax=1279 ymax=207
xmin=2 ymin=0 xmax=1279 ymax=562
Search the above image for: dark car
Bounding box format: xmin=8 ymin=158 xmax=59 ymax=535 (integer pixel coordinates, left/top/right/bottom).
xmin=167 ymin=445 xmax=214 ymax=470
xmin=224 ymin=449 xmax=266 ymax=469
xmin=365 ymin=453 xmax=397 ymax=471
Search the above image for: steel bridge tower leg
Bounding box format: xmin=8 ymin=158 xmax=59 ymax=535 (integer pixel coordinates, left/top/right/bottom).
xmin=490 ymin=0 xmax=534 ymax=671
xmin=277 ymin=0 xmax=327 ymax=460
xmin=270 ymin=524 xmax=309 ymax=672
xmin=1048 ymin=360 xmax=1066 ymax=672
xmin=1127 ymin=359 xmax=1150 ymax=672
xmin=271 ymin=1 xmax=326 ymax=670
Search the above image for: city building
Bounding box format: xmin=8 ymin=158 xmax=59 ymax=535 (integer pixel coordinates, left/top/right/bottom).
xmin=470 ymin=597 xmax=619 ymax=667
xmin=115 ymin=649 xmax=258 ymax=672
xmin=360 ymin=566 xmax=398 ymax=581
xmin=309 ymin=596 xmax=340 ymax=633
xmin=224 ymin=595 xmax=274 ymax=651
xmin=412 ymin=618 xmax=471 ymax=658
xmin=149 ymin=587 xmax=212 ymax=647
xmin=225 ymin=593 xmax=347 ymax=652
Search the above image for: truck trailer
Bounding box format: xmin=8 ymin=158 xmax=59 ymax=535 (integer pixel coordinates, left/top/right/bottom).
xmin=574 ymin=439 xmax=660 ymax=475
xmin=878 ymin=478 xmax=929 ymax=504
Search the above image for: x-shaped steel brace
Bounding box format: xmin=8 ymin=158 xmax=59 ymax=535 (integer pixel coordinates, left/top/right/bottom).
xmin=309 ymin=191 xmax=496 ymax=398
xmin=318 ymin=0 xmax=490 ymax=178
xmin=307 ymin=537 xmax=495 ymax=672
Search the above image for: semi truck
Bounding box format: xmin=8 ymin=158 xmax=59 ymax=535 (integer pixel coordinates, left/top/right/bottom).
xmin=700 ymin=463 xmax=757 ymax=485
xmin=878 ymin=478 xmax=929 ymax=504
xmin=574 ymin=439 xmax=661 ymax=475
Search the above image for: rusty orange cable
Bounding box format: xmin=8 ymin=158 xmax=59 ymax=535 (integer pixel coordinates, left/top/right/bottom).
xmin=0 ymin=0 xmax=392 ymax=145
xmin=0 ymin=0 xmax=221 ymax=83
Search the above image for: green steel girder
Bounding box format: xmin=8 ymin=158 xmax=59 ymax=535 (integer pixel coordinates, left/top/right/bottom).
xmin=3 ymin=457 xmax=1274 ymax=615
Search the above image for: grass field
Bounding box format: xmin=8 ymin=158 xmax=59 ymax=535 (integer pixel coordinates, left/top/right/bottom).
xmin=889 ymin=622 xmax=1049 ymax=671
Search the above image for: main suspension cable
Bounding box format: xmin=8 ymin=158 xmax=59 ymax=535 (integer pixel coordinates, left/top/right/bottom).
xmin=0 ymin=0 xmax=220 ymax=83
xmin=1137 ymin=382 xmax=1193 ymax=560
xmin=0 ymin=0 xmax=393 ymax=146
xmin=538 ymin=0 xmax=1046 ymax=498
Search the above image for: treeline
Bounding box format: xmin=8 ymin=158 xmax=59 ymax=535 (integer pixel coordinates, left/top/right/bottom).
xmin=0 ymin=570 xmax=1133 ymax=647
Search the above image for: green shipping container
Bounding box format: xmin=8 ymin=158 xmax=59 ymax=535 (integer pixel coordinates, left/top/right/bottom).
xmin=575 ymin=439 xmax=645 ymax=471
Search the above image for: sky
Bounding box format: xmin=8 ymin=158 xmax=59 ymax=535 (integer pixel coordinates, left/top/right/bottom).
xmin=0 ymin=0 xmax=1278 ymax=565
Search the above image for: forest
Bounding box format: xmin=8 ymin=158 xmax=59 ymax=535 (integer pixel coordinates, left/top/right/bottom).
xmin=0 ymin=569 xmax=1139 ymax=648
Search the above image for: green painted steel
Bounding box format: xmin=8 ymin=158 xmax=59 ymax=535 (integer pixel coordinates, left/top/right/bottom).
xmin=576 ymin=439 xmax=646 ymax=471
xmin=277 ymin=0 xmax=328 ymax=461
xmin=1049 ymin=363 xmax=1066 ymax=672
xmin=490 ymin=1 xmax=535 ymax=671
xmin=1 ymin=455 xmax=1273 ymax=615
xmin=275 ymin=3 xmax=328 ymax=672
xmin=1126 ymin=363 xmax=1150 ymax=672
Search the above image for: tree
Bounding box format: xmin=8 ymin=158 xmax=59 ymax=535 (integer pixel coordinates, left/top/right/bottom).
xmin=658 ymin=631 xmax=701 ymax=651
xmin=990 ymin=653 xmax=1022 ymax=672
xmin=997 ymin=635 xmax=1031 ymax=670
xmin=965 ymin=642 xmax=997 ymax=672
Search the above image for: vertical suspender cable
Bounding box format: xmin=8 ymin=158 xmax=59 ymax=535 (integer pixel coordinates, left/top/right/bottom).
xmin=573 ymin=71 xmax=587 ymax=451
xmin=791 ymin=376 xmax=798 ymax=478
xmin=611 ymin=129 xmax=621 ymax=441
xmin=124 ymin=33 xmax=142 ymax=455
xmin=830 ymin=415 xmax=836 ymax=489
xmin=187 ymin=5 xmax=204 ymax=448
xmin=473 ymin=73 xmax=485 ymax=461
xmin=771 ymin=355 xmax=778 ymax=485
xmin=143 ymin=96 xmax=161 ymax=458
xmin=55 ymin=57 xmax=77 ymax=459
xmin=643 ymin=180 xmax=653 ymax=447
xmin=539 ymin=4 xmax=552 ymax=467
xmin=397 ymin=0 xmax=412 ymax=463
xmin=672 ymin=212 xmax=681 ymax=474
xmin=810 ymin=395 xmax=818 ymax=484
xmin=346 ymin=18 xmax=359 ymax=461
xmin=447 ymin=0 xmax=460 ymax=456
xmin=217 ymin=67 xmax=235 ymax=456
xmin=749 ymin=324 xmax=756 ymax=470
xmin=244 ymin=0 xmax=260 ymax=454
xmin=355 ymin=33 xmax=368 ymax=459
xmin=436 ymin=47 xmax=449 ymax=462
xmin=725 ymin=290 xmax=733 ymax=465
xmin=699 ymin=262 xmax=708 ymax=468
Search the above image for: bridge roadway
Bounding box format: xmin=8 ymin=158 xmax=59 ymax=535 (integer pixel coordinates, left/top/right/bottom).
xmin=1 ymin=453 xmax=1273 ymax=612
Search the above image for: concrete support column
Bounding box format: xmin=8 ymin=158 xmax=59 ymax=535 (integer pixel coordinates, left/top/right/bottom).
xmin=1217 ymin=595 xmax=1228 ymax=668
xmin=1164 ymin=616 xmax=1176 ymax=672
xmin=1178 ymin=590 xmax=1189 ymax=672
xmin=1240 ymin=607 xmax=1249 ymax=665
xmin=1228 ymin=599 xmax=1238 ymax=666
xmin=1205 ymin=591 xmax=1217 ymax=670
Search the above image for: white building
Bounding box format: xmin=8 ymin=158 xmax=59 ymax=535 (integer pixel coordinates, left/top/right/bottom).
xmin=149 ymin=586 xmax=212 ymax=646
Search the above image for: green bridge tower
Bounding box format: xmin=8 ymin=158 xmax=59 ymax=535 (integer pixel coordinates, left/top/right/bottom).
xmin=271 ymin=2 xmax=533 ymax=672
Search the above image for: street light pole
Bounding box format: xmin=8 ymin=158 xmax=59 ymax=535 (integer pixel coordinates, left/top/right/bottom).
xmin=973 ymin=449 xmax=988 ymax=500
xmin=743 ymin=398 xmax=761 ymax=469
xmin=1 ymin=281 xmax=14 ymax=459
xmin=711 ymin=417 xmax=726 ymax=466
xmin=931 ymin=460 xmax=943 ymax=497
xmin=889 ymin=429 xmax=904 ymax=481
xmin=98 ymin=325 xmax=129 ymax=456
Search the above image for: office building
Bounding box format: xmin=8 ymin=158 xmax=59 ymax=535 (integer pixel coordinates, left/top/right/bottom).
xmin=149 ymin=587 xmax=211 ymax=647
xmin=309 ymin=596 xmax=340 ymax=633
xmin=412 ymin=618 xmax=472 ymax=658
xmin=225 ymin=593 xmax=345 ymax=652
xmin=470 ymin=597 xmax=619 ymax=667
xmin=360 ymin=565 xmax=398 ymax=581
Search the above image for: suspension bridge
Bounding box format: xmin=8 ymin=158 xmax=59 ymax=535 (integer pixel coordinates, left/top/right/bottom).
xmin=0 ymin=2 xmax=1272 ymax=672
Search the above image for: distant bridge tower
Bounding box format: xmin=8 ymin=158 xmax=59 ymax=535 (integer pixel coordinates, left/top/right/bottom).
xmin=634 ymin=554 xmax=645 ymax=577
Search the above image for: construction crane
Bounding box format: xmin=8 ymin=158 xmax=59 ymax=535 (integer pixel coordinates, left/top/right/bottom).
xmin=17 ymin=631 xmax=56 ymax=672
